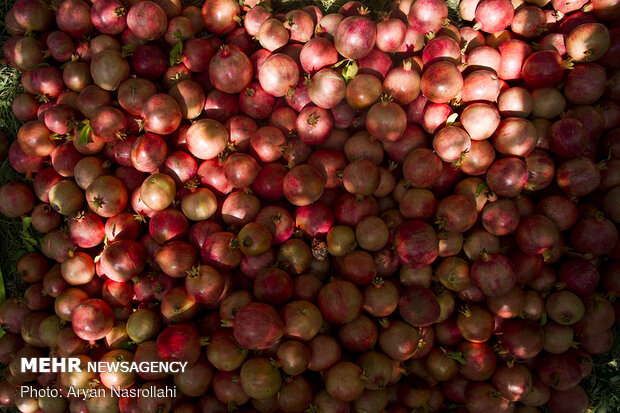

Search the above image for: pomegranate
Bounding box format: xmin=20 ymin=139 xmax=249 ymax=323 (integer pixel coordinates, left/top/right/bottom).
xmin=71 ymin=299 xmax=114 ymax=342
xmin=233 ymin=302 xmax=284 ymax=350
xmin=334 ymin=13 xmax=376 ymax=59
xmin=408 ymin=0 xmax=448 ymax=34
xmin=420 ymin=61 xmax=463 ymax=103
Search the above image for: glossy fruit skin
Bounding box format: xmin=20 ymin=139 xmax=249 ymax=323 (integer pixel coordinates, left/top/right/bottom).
xmin=17 ymin=120 xmax=57 ymax=157
xmin=156 ymin=323 xmax=201 ymax=365
xmin=474 ymin=0 xmax=515 ymax=33
xmin=458 ymin=341 xmax=497 ymax=381
xmin=522 ymin=50 xmax=565 ymax=89
xmin=186 ymin=119 xmax=228 ymax=160
xmin=421 ymin=61 xmax=463 ymax=103
xmin=91 ymin=0 xmax=127 ymax=35
xmin=99 ymin=240 xmax=147 ymax=282
xmin=71 ymin=299 xmax=114 ymax=342
xmin=201 ymin=0 xmax=240 ymax=35
xmin=334 ymin=15 xmax=377 ymax=60
xmin=486 ymin=157 xmax=529 ymax=198
xmin=258 ymin=53 xmax=300 ymax=97
xmin=366 ymin=100 xmax=407 ymax=142
xmin=86 ymin=175 xmax=128 ymax=218
xmin=566 ymin=23 xmax=610 ymax=63
xmin=282 ymin=164 xmax=326 ymax=206
xmin=408 ymin=0 xmax=449 ymax=35
xmin=140 ymin=93 xmax=182 ymax=135
xmin=209 ymin=46 xmax=253 ymax=94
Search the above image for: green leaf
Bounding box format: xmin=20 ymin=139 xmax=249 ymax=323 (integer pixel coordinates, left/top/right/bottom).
xmin=24 ymin=243 xmax=35 ymax=253
xmin=22 ymin=235 xmax=37 ymax=245
xmin=33 ymin=62 xmax=50 ymax=68
xmin=22 ymin=217 xmax=31 ymax=232
xmin=119 ymin=340 xmax=136 ymax=351
xmin=0 ymin=268 xmax=5 ymax=305
xmin=78 ymin=121 xmax=91 ymax=145
xmin=10 ymin=249 xmax=27 ymax=261
xmin=121 ymin=44 xmax=136 ymax=57
xmin=173 ymin=30 xmax=182 ymax=38
xmin=476 ymin=182 xmax=487 ymax=197
xmin=342 ymin=61 xmax=358 ymax=82
xmin=169 ymin=41 xmax=183 ymax=66
xmin=446 ymin=351 xmax=467 ymax=365
xmin=60 ymin=61 xmax=71 ymax=69
xmin=23 ymin=235 xmax=38 ymax=247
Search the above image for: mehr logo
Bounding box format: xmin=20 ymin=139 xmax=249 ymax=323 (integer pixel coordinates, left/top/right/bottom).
xmin=21 ymin=357 xmax=188 ymax=373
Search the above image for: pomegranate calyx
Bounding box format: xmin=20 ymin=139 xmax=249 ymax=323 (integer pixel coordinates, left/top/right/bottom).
xmin=536 ymin=24 xmax=549 ymax=36
xmin=184 ymin=178 xmax=199 ymax=191
xmin=307 ymin=112 xmax=320 ymax=126
xmin=378 ymin=317 xmax=390 ymax=329
xmin=311 ymin=238 xmax=328 ymax=262
xmin=305 ymin=405 xmax=319 ymax=413
xmin=451 ymin=149 xmax=470 ymax=169
xmin=376 ymin=11 xmax=390 ymax=20
xmin=542 ymin=248 xmax=554 ymax=262
xmin=379 ymin=93 xmax=393 ymax=104
xmin=89 ymin=195 xmax=105 ymax=211
xmin=435 ymin=217 xmax=448 ymax=231
xmin=186 ymin=266 xmax=200 ymax=278
xmin=269 ymin=358 xmax=281 ymax=369
xmin=459 ymin=305 xmax=471 ymax=317
xmin=135 ymin=118 xmax=145 ymax=132
xmin=133 ymin=213 xmax=146 ymax=223
xmin=283 ymin=18 xmax=294 ymax=30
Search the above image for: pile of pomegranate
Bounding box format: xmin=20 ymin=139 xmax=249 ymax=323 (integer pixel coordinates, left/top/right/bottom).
xmin=1 ymin=0 xmax=619 ymax=411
